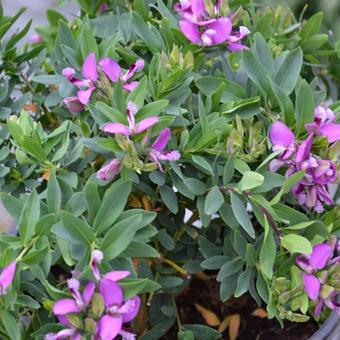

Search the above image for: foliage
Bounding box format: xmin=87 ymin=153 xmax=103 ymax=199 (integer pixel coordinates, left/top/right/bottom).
xmin=0 ymin=0 xmax=339 ymax=339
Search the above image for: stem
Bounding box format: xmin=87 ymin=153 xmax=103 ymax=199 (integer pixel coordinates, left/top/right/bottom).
xmin=163 ymin=258 xmax=190 ymax=278
xmin=16 ymin=236 xmax=39 ymax=261
xmin=261 ymin=207 xmax=283 ymax=238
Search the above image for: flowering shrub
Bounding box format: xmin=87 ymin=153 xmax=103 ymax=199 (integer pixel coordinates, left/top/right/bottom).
xmin=0 ymin=0 xmax=339 ymax=339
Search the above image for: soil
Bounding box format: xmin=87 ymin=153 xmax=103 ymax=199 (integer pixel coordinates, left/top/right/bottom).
xmin=163 ymin=276 xmax=318 ymax=340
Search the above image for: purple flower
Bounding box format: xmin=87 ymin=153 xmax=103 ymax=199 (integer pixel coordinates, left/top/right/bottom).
xmin=227 ymin=26 xmax=250 ymax=51
xmin=296 ymin=240 xmax=340 ymax=316
xmin=97 ymin=159 xmax=121 ymax=182
xmin=305 ymin=104 xmax=340 ymax=143
xmin=30 ymin=33 xmax=42 ymax=44
xmin=52 ymin=279 xmax=95 ymax=316
xmin=63 ymin=97 xmax=84 ymax=113
xmin=102 ymin=101 xmax=159 ymax=136
xmin=269 ymin=121 xmax=338 ymax=212
xmin=0 ymin=261 xmax=16 ymax=295
xmin=94 ymin=277 xmax=141 ymax=340
xmin=175 ymin=1 xmax=249 ymax=49
xmin=91 ymin=249 xmax=104 ymax=280
xmin=148 ymin=128 xmax=181 ymax=172
xmin=45 ymin=328 xmax=80 ymax=340
xmin=63 ymin=54 xmax=145 ymax=107
xmin=98 ymin=3 xmax=108 ymax=13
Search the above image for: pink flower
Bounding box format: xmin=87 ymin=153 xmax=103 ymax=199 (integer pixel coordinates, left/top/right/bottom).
xmin=269 ymin=121 xmax=338 ymax=212
xmin=62 ymin=54 xmax=145 ymax=107
xmin=296 ymin=240 xmax=340 ymax=316
xmin=148 ymin=128 xmax=181 ymax=172
xmin=90 ymin=249 xmax=104 ymax=280
xmin=63 ymin=97 xmax=84 ymax=113
xmin=0 ymin=261 xmax=16 ymax=295
xmin=97 ymin=159 xmax=121 ymax=182
xmin=102 ymin=101 xmax=159 ymax=136
xmin=305 ymin=104 xmax=340 ymax=143
xmin=175 ymin=1 xmax=249 ymax=49
xmin=30 ymin=33 xmax=42 ymax=44
xmin=94 ymin=277 xmax=141 ymax=340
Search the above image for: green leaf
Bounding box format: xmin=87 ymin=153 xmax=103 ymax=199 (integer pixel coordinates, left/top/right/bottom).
xmin=160 ymin=185 xmax=178 ymax=214
xmin=301 ymin=34 xmax=328 ymax=53
xmin=101 ymin=214 xmax=143 ymax=260
xmin=253 ymin=32 xmax=274 ymax=75
xmin=0 ymin=310 xmax=20 ymax=340
xmin=301 ymin=12 xmax=324 ymax=39
xmin=281 ymin=234 xmax=312 ymax=254
xmin=204 ymin=186 xmax=224 ymax=215
xmin=271 ymin=170 xmax=305 ymax=205
xmin=295 ymin=80 xmax=315 ymax=134
xmin=137 ymin=100 xmax=169 ymax=119
xmin=230 ymin=192 xmax=255 ymax=238
xmin=119 ymin=241 xmax=160 ymax=258
xmin=274 ymin=48 xmax=303 ymax=95
xmin=80 ymin=23 xmax=98 ymax=59
xmin=178 ymin=331 xmax=195 ymax=340
xmin=59 ymin=211 xmax=95 ymax=245
xmin=32 ymin=75 xmax=64 ymax=85
xmin=191 ymin=155 xmax=214 ymax=175
xmin=182 ymin=325 xmax=221 ymax=340
xmin=238 ymin=171 xmax=264 ymax=191
xmin=84 ymin=180 xmax=101 ymax=223
xmin=241 ymin=49 xmax=272 ymax=97
xmin=131 ymin=11 xmax=165 ymax=52
xmin=235 ymin=266 xmax=252 ymax=297
xmin=47 ymin=170 xmax=61 ymax=214
xmin=183 ymin=178 xmax=207 ymax=196
xmin=19 ymin=190 xmax=40 ymax=245
xmin=46 ymin=9 xmax=67 ymax=27
xmin=259 ymin=216 xmax=276 ymax=279
xmin=93 ymin=180 xmax=132 ymax=233
xmin=270 ymin=80 xmax=295 ymax=125
xmin=119 ymin=278 xmax=161 ymax=299
xmin=223 ymin=153 xmax=235 ymax=185
xmin=217 ymin=257 xmax=244 ymax=281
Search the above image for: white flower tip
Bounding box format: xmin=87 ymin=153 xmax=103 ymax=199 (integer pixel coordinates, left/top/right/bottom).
xmin=67 ymin=278 xmax=80 ymax=290
xmin=92 ymin=249 xmax=104 ymax=262
xmin=135 ymin=59 xmax=145 ymax=72
xmin=127 ymin=101 xmax=138 ymax=116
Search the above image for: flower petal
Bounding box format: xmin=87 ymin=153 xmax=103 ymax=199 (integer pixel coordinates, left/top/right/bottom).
xmin=82 ymin=281 xmax=96 ymax=306
xmin=99 ymin=279 xmax=123 ymax=307
xmin=310 ymin=243 xmax=333 ymax=270
xmin=123 ymin=81 xmax=139 ymax=92
xmin=63 ymin=97 xmax=84 ymax=113
xmin=102 ymin=271 xmax=130 ymax=282
xmin=99 ymin=57 xmax=122 ymax=83
xmin=207 ymin=17 xmax=232 ymax=45
xmin=122 ymin=296 xmax=141 ymax=323
xmin=319 ymin=123 xmax=340 ymax=143
xmin=152 ymin=128 xmax=171 ymax=151
xmin=96 ymin=315 xmax=123 ymax=340
xmin=97 ymin=159 xmax=121 ymax=182
xmin=135 ymin=117 xmax=159 ymax=134
xmin=0 ymin=261 xmax=16 ymax=294
xmin=77 ymin=87 xmax=95 ymax=105
xmin=228 ymin=42 xmax=249 ymax=52
xmin=179 ymin=20 xmax=201 ymax=44
xmin=52 ymin=299 xmax=80 ymax=315
xmin=157 ymin=150 xmax=181 ymax=161
xmin=295 ymin=134 xmax=313 ymax=163
xmin=102 ymin=122 xmax=131 ymax=135
xmin=302 ymin=273 xmax=320 ymax=300
xmin=82 ymin=52 xmax=98 ymax=81
xmin=269 ymin=122 xmax=295 ymax=147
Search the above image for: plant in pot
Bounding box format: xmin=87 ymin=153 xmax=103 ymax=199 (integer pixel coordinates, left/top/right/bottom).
xmin=0 ymin=0 xmax=339 ymax=339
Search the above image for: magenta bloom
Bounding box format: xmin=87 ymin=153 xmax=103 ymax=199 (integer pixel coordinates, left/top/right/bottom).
xmin=63 ymin=54 xmax=145 ymax=108
xmin=102 ymin=101 xmax=159 ymax=136
xmin=148 ymin=128 xmax=181 ymax=172
xmin=63 ymin=97 xmax=84 ymax=113
xmin=30 ymin=33 xmax=42 ymax=44
xmin=296 ymin=240 xmax=340 ymax=316
xmin=269 ymin=121 xmax=337 ymax=212
xmin=95 ymin=277 xmax=141 ymax=340
xmin=97 ymin=159 xmax=121 ymax=182
xmin=45 ymin=329 xmax=80 ymax=340
xmin=90 ymin=249 xmax=104 ymax=280
xmin=305 ymin=104 xmax=340 ymax=143
xmin=0 ymin=261 xmax=16 ymax=295
xmin=52 ymin=279 xmax=95 ymax=316
xmin=175 ymin=1 xmax=249 ymax=49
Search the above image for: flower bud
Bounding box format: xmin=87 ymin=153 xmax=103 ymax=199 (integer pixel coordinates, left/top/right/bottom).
xmin=90 ymin=293 xmax=105 ymax=318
